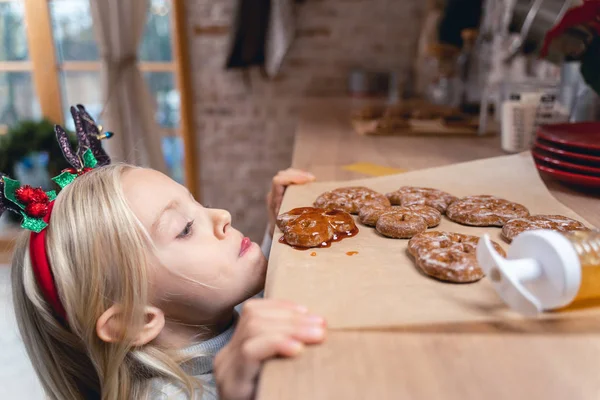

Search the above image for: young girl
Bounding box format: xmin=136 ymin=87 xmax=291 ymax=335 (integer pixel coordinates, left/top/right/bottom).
xmin=7 ymin=107 xmax=324 ymax=399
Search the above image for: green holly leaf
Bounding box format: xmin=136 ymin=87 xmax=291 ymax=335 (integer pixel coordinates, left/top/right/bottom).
xmin=46 ymin=190 xmax=57 ymax=202
xmin=20 ymin=212 xmax=48 ymax=233
xmin=52 ymin=171 xmax=77 ymax=189
xmin=82 ymin=148 xmax=98 ymax=169
xmin=3 ymin=177 xmax=24 ymax=210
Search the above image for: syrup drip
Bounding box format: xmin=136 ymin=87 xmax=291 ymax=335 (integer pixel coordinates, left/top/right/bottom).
xmin=278 ymin=225 xmax=359 ymax=250
xmin=310 ymin=252 xmax=317 ymax=256
xmin=346 ymin=251 xmax=358 ymax=256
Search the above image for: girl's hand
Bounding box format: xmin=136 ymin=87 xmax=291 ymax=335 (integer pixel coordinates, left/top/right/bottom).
xmin=267 ymin=168 xmax=315 ymax=236
xmin=214 ymin=299 xmax=326 ymax=400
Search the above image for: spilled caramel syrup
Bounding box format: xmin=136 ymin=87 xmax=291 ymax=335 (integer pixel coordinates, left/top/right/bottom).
xmin=278 ymin=207 xmax=359 ymax=250
xmin=346 ymin=251 xmax=359 ymax=256
xmin=278 ymin=226 xmax=359 ymax=250
xmin=310 ymin=252 xmax=317 ymax=256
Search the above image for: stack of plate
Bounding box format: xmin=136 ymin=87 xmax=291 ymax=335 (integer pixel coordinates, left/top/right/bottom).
xmin=532 ymin=122 xmax=600 ymax=190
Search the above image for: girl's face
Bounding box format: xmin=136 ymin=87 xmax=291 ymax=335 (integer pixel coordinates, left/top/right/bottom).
xmin=122 ymin=168 xmax=267 ymax=325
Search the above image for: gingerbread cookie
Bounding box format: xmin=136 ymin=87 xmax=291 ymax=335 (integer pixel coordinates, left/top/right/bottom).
xmin=375 ymin=118 xmax=410 ymax=134
xmin=277 ymin=207 xmax=358 ymax=248
xmin=408 ymin=231 xmax=468 ymax=257
xmin=359 ymin=204 xmax=441 ymax=228
xmin=373 ymin=205 xmax=441 ymax=239
xmin=408 ymin=231 xmax=506 ymax=283
xmin=383 ymin=104 xmax=411 ymax=119
xmin=358 ymin=204 xmax=392 ymax=227
xmin=446 ymin=195 xmax=529 ymax=227
xmin=352 ymin=105 xmax=385 ymax=120
xmin=376 ymin=212 xmax=427 ymax=239
xmin=501 ymin=214 xmax=588 ymax=242
xmin=314 ymin=186 xmax=390 ymax=214
xmin=386 ymin=186 xmax=457 ymax=213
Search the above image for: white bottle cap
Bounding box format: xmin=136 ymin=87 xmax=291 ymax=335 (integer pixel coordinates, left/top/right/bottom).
xmin=476 ymin=230 xmax=582 ymax=316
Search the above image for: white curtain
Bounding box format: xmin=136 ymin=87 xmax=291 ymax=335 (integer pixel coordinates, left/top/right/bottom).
xmin=90 ymin=0 xmax=168 ymax=174
xmin=265 ymin=0 xmax=295 ymax=77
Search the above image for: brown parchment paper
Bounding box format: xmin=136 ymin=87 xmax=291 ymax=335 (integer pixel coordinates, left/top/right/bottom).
xmin=264 ymin=153 xmax=599 ymax=330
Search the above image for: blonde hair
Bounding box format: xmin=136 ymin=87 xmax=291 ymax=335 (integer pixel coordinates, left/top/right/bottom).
xmin=11 ymin=164 xmax=201 ymax=399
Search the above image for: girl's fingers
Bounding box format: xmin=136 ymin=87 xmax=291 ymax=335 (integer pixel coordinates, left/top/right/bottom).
xmin=241 ymin=334 xmax=305 ymax=364
xmin=244 ymin=298 xmax=309 ymax=313
xmin=273 ymin=174 xmax=315 ymax=187
xmin=238 ymin=300 xmax=326 ymax=343
xmin=231 ymin=334 xmax=303 ymax=386
xmin=240 ymin=314 xmax=326 ymax=343
xmin=272 ymin=169 xmax=316 ymax=187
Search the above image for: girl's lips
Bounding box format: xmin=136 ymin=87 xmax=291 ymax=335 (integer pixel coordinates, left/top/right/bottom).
xmin=240 ymin=237 xmax=252 ymax=256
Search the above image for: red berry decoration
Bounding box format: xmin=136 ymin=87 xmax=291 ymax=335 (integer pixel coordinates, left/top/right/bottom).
xmin=62 ymin=167 xmax=93 ymax=176
xmin=30 ymin=188 xmax=49 ymax=204
xmin=25 ymin=202 xmax=49 ymax=218
xmin=15 ymin=185 xmax=37 ymax=204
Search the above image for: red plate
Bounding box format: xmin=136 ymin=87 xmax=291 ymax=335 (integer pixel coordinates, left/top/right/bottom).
xmin=537 ymin=122 xmax=600 ymax=153
xmin=535 ymin=160 xmax=600 ymax=190
xmin=532 ymin=147 xmax=600 ymax=176
xmin=535 ymin=139 xmax=600 ymax=165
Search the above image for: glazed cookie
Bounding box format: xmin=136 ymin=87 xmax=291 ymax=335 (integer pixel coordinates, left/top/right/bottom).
xmin=416 ymin=246 xmax=485 ymax=283
xmin=358 ymin=204 xmax=393 ymax=227
xmin=399 ymin=204 xmax=442 ymax=227
xmin=408 ymin=231 xmax=470 ymax=257
xmin=325 ymin=209 xmax=357 ymax=236
xmin=386 ymin=186 xmax=457 ymax=213
xmin=352 ymin=105 xmax=385 ymax=120
xmin=284 ymin=213 xmax=333 ymax=248
xmin=314 ymin=186 xmax=390 ymax=214
xmin=408 ymin=231 xmax=506 ymax=283
xmin=501 ymin=214 xmax=588 ymax=242
xmin=277 ymin=207 xmax=358 ymax=248
xmin=359 ymin=204 xmax=441 ymax=228
xmin=375 ymin=118 xmax=410 ymax=134
xmin=376 ymin=212 xmax=427 ymax=239
xmin=374 ymin=205 xmax=441 ymax=239
xmin=446 ymin=195 xmax=529 ymax=227
xmin=276 ymin=207 xmax=319 ymax=231
xmin=383 ymin=104 xmax=411 ymax=119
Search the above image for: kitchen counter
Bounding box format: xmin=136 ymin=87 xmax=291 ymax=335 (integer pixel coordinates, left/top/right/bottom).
xmin=257 ymin=99 xmax=600 ymax=400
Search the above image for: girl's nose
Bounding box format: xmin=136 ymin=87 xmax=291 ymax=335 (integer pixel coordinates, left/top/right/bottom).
xmin=211 ymin=209 xmax=231 ymax=239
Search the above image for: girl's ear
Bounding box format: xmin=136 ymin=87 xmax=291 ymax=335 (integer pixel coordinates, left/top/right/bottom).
xmin=96 ymin=305 xmax=165 ymax=346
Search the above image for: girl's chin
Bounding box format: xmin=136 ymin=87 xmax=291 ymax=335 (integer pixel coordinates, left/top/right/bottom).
xmin=253 ymin=258 xmax=268 ymax=289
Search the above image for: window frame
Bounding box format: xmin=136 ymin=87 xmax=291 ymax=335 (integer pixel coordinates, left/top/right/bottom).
xmin=0 ymin=0 xmax=198 ymax=197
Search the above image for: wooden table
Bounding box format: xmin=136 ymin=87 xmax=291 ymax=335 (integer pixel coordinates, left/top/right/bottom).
xmin=257 ymin=100 xmax=600 ymax=400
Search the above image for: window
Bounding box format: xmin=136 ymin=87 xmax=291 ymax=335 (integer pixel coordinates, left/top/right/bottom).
xmin=0 ymin=0 xmax=193 ymax=187
xmin=49 ymin=0 xmax=183 ymax=182
xmin=0 ymin=1 xmax=41 ymax=129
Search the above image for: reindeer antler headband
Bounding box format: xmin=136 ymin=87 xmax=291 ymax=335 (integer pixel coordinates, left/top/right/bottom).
xmin=1 ymin=105 xmax=113 ymax=320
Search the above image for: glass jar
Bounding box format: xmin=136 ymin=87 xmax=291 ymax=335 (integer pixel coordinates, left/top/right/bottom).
xmin=477 ymin=229 xmax=600 ymax=315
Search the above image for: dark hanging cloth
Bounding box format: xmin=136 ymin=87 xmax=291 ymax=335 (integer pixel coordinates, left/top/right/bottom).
xmin=225 ymin=0 xmax=272 ymax=69
xmin=437 ymin=0 xmax=483 ymax=48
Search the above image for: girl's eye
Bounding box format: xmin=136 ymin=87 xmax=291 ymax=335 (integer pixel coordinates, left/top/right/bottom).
xmin=177 ymin=220 xmax=194 ymax=239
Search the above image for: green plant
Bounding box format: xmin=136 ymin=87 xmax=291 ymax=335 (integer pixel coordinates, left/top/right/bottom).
xmin=0 ymin=119 xmax=76 ymax=179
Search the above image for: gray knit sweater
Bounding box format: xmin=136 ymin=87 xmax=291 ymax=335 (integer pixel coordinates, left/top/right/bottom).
xmin=148 ymin=229 xmax=272 ymax=399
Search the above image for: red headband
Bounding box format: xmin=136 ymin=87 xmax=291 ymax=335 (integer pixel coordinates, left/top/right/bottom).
xmin=0 ymin=105 xmax=113 ymax=323
xmin=29 ymin=201 xmax=67 ymax=320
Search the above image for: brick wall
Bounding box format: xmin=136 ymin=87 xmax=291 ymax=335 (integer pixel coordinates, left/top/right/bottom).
xmin=186 ymin=0 xmax=426 ymax=241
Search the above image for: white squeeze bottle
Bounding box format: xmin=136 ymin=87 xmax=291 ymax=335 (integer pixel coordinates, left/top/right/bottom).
xmin=477 ymin=230 xmax=600 ymax=316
